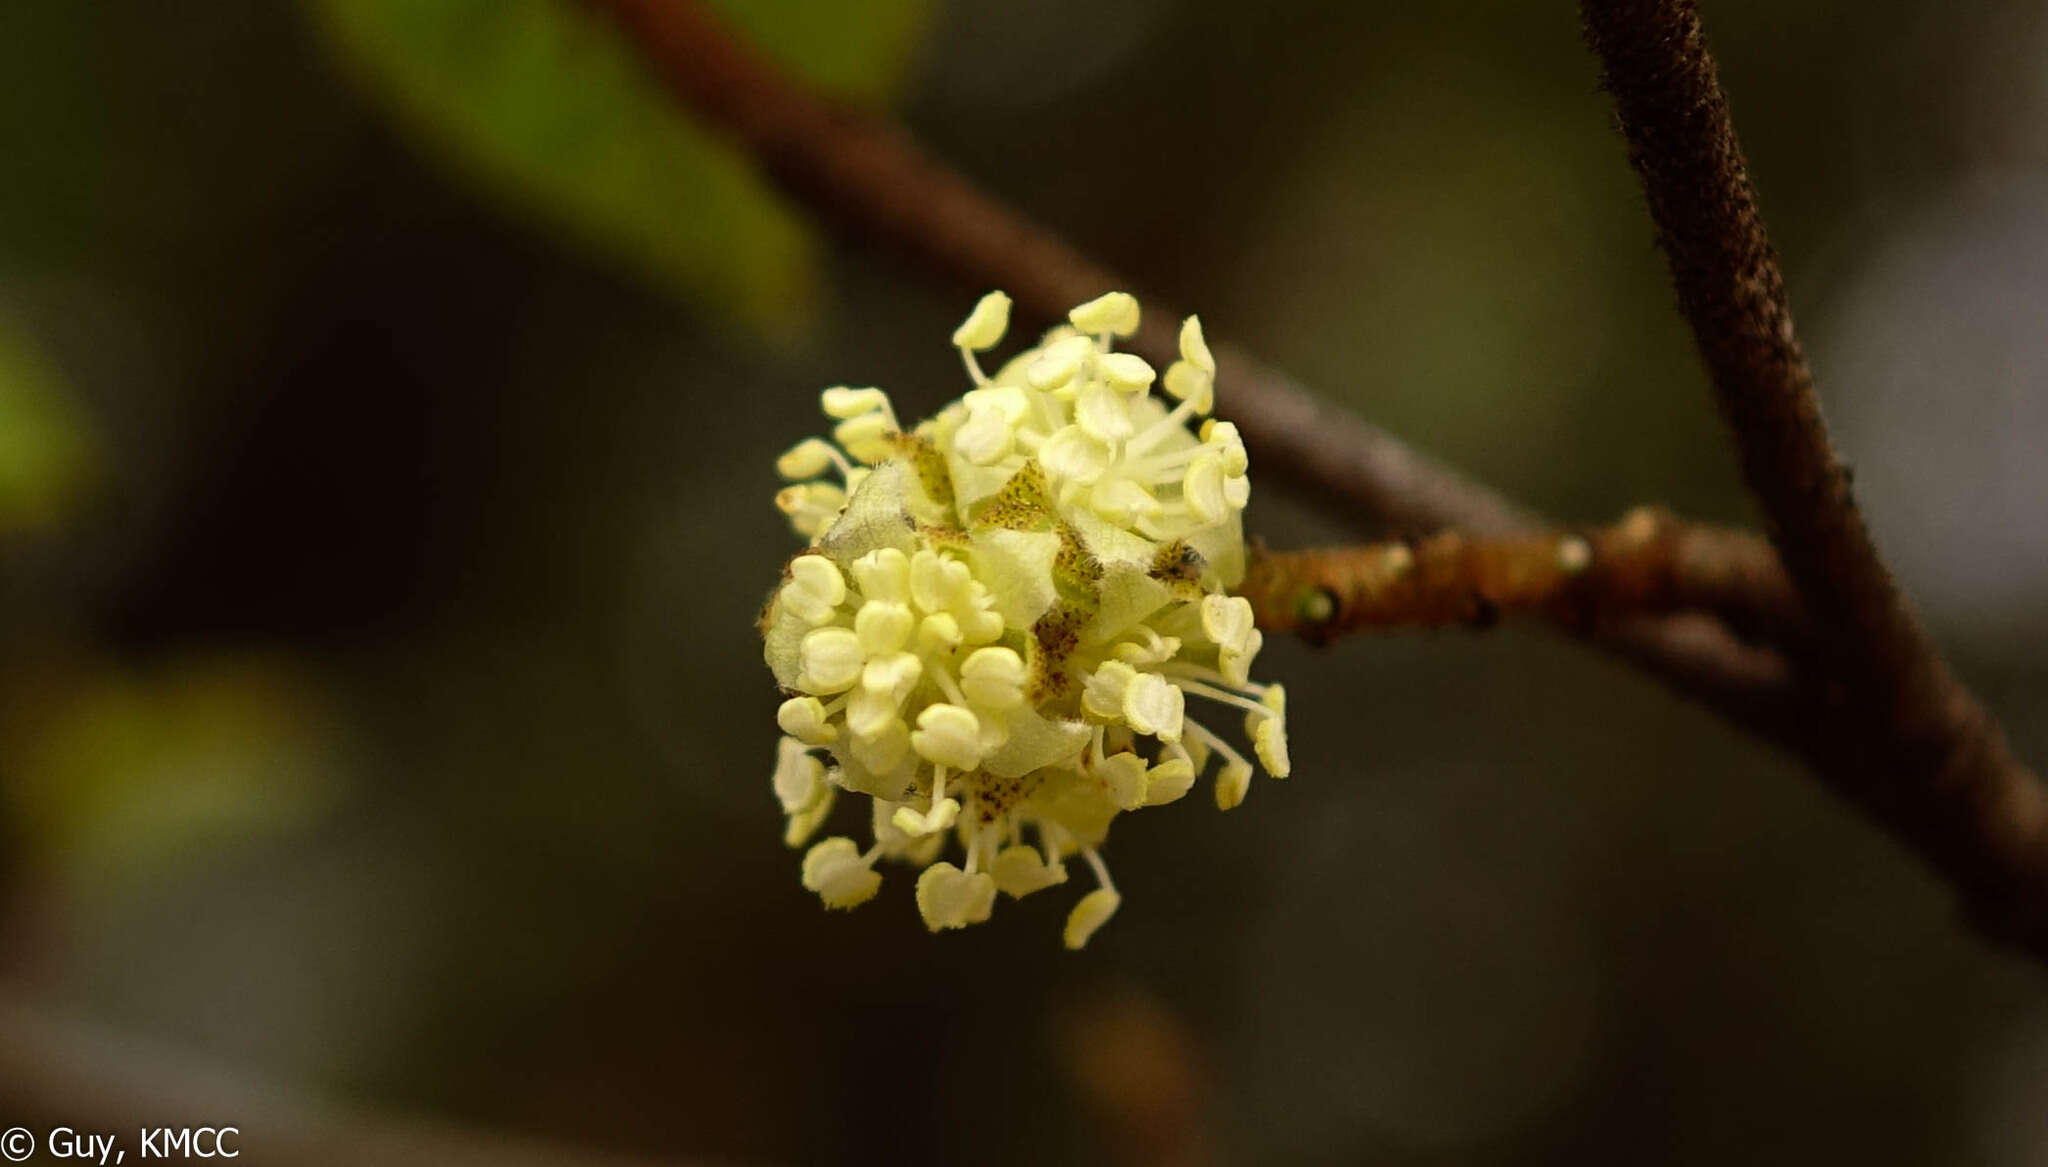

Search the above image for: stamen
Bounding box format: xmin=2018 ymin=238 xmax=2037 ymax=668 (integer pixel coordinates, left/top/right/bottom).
xmin=821 ymin=443 xmax=855 ymax=480
xmin=1183 ymin=717 xmax=1251 ymax=770
xmin=1125 ymin=396 xmax=1202 ymax=456
xmin=959 ymin=347 xmax=990 ymax=387
xmin=1168 ymin=675 xmax=1275 ymax=718
xmin=1082 ymin=846 xmax=1116 ymax=894
xmin=1125 ymin=443 xmax=1209 ymax=478
xmin=1031 ymin=386 xmax=1066 ymax=434
xmin=1159 ymin=662 xmax=1270 ymax=701
xmin=930 ymin=662 xmax=967 ymax=707
xmin=1038 ymin=819 xmax=1070 ymax=862
xmin=1135 ymin=512 xmax=1223 ymax=541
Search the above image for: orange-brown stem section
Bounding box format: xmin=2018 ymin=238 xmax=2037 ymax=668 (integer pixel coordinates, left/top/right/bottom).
xmin=1240 ymin=509 xmax=1802 ymax=646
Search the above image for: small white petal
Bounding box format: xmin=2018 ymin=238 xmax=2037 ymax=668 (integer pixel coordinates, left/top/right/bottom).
xmin=1075 ymin=381 xmax=1135 ymax=442
xmin=1027 ymin=335 xmax=1094 ymax=390
xmin=1081 ymin=660 xmax=1138 ymax=721
xmin=1069 ymin=292 xmax=1140 ymax=338
xmin=892 ymin=796 xmax=960 ymax=838
xmin=1111 ymin=633 xmax=1181 ymax=666
xmin=1201 ymin=419 xmax=1248 ymax=474
xmin=962 ymin=384 xmax=1031 ymax=423
xmin=845 ymin=683 xmax=905 ymax=740
xmin=797 ymin=627 xmax=864 ymax=694
xmin=777 ymin=582 xmax=837 ymax=627
xmin=960 ymin=603 xmax=1005 ymax=645
xmin=1253 ymin=716 xmax=1291 ymax=778
xmin=849 ymin=718 xmax=910 ymax=773
xmin=1183 ymin=456 xmax=1228 ymax=523
xmin=854 ymin=601 xmax=915 ymax=656
xmin=777 ymin=696 xmax=838 ymax=745
xmin=868 ymin=798 xmax=912 ymax=848
xmin=952 ymin=291 xmax=1012 ymax=351
xmin=801 ymin=837 xmax=881 ymax=909
xmin=1121 ymin=672 xmax=1185 ymax=743
xmin=775 ymin=483 xmax=847 ymax=540
xmin=851 ymin=548 xmax=912 ymax=604
xmin=909 ymin=549 xmax=970 ymax=614
xmin=959 ymin=646 xmax=1028 ymax=711
xmin=1200 ymin=594 xmax=1257 ymax=655
xmin=782 ymin=785 xmax=835 ymax=847
xmin=789 ymin=554 xmax=846 ymax=601
xmin=860 ymin=651 xmax=923 ymax=703
xmin=1098 ymin=352 xmax=1156 ymax=392
xmin=975 ymin=710 xmax=1010 ymax=756
xmin=779 ymin=555 xmax=847 ymax=625
xmin=1040 ymin=426 xmax=1112 ymax=484
xmin=916 ymin=862 xmax=997 ymax=931
xmin=1219 ymin=628 xmax=1264 ymax=686
xmin=911 ymin=703 xmax=987 ymax=770
xmin=821 ymin=386 xmax=890 ymax=419
xmin=773 ymin=737 xmax=826 ymax=813
xmin=1063 ymin=888 xmax=1122 ymax=949
xmin=776 ymin=438 xmax=838 ymax=479
xmin=1178 ymin=315 xmax=1215 ymax=373
xmin=1262 ymin=683 xmax=1288 ymax=718
xmin=1164 ymin=361 xmax=1214 ymax=414
xmin=990 ymin=845 xmax=1068 ymax=898
xmin=953 ymin=402 xmax=1015 ymax=465
xmin=1088 ymin=477 xmax=1162 ymax=524
xmin=1214 ymin=759 xmax=1253 ymax=810
xmin=1096 ymin=751 xmax=1149 ymax=810
xmin=1144 ymin=758 xmax=1196 ymax=806
xmin=916 ymin=612 xmax=963 ymax=654
xmin=833 ymin=413 xmax=896 ymax=464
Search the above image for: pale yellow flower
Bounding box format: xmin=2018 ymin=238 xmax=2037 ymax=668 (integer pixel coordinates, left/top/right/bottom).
xmin=763 ymin=292 xmax=1292 ymax=946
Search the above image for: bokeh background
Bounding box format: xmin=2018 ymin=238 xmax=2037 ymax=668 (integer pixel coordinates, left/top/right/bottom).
xmin=3 ymin=1 xmax=2047 ymax=1162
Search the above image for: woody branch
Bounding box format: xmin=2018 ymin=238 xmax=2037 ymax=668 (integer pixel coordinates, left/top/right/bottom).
xmin=584 ymin=0 xmax=2048 ymax=964
xmin=1241 ymin=509 xmax=1804 ymax=645
xmin=1582 ymin=0 xmax=2048 ymax=957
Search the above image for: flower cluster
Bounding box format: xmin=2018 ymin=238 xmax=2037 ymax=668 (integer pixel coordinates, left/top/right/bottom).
xmin=762 ymin=291 xmax=1290 ymax=947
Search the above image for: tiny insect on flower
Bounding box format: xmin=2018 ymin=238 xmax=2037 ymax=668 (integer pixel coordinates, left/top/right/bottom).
xmin=761 ymin=292 xmax=1292 ymax=946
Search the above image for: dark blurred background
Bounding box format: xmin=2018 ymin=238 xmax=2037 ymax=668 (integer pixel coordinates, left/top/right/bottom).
xmin=2 ymin=1 xmax=2046 ymax=1163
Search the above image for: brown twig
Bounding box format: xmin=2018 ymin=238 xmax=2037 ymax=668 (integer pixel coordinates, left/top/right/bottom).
xmin=581 ymin=0 xmax=2048 ymax=958
xmin=585 ymin=0 xmax=1537 ymax=539
xmin=1242 ymin=508 xmax=1804 ymax=644
xmin=1582 ymin=0 xmax=2048 ymax=956
xmin=578 ymin=0 xmax=1808 ymax=727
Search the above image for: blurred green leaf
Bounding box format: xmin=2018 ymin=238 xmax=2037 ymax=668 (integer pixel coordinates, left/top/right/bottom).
xmin=1 ymin=655 xmax=345 ymax=883
xmin=309 ymin=0 xmax=929 ymax=336
xmin=0 ymin=320 xmax=96 ymax=535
